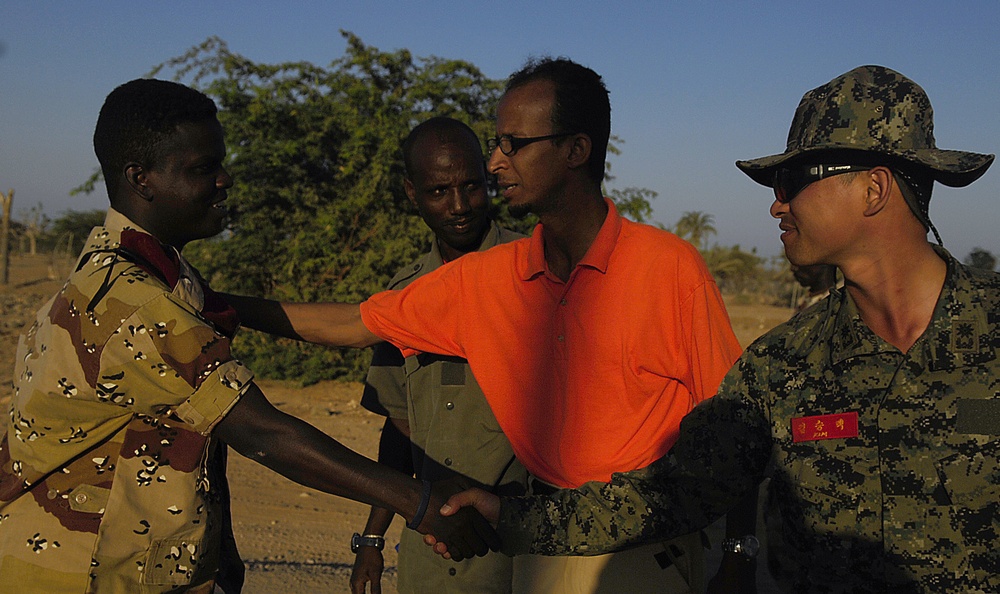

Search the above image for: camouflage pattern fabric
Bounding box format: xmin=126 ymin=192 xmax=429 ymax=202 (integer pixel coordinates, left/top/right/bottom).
xmin=363 ymin=222 xmax=527 ymax=594
xmin=736 ymin=65 xmax=994 ymax=189
xmin=0 ymin=210 xmax=252 ymax=592
xmin=498 ymin=247 xmax=1000 ymax=593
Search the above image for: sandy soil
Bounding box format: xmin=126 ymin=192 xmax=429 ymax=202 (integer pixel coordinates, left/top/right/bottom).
xmin=1 ymin=254 xmax=790 ymax=593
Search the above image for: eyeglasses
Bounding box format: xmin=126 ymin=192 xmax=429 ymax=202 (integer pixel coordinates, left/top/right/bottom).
xmin=772 ymin=164 xmax=872 ymax=203
xmin=487 ymin=132 xmax=575 ymax=156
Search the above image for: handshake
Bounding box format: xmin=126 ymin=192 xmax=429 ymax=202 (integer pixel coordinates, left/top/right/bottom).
xmin=410 ymin=480 xmax=502 ymax=561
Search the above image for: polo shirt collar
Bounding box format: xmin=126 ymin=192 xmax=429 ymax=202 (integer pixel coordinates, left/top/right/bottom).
xmin=522 ymin=197 xmax=622 ymax=281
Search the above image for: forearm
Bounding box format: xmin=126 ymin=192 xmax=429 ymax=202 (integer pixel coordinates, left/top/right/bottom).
xmin=361 ymin=417 xmax=416 ymax=534
xmin=362 ymin=505 xmax=396 ymax=536
xmin=254 ymin=411 xmax=421 ymax=515
xmin=496 ymin=395 xmax=769 ymax=556
xmin=496 ymin=456 xmax=730 ymax=556
xmin=217 ymin=386 xmax=423 ymax=522
xmin=223 ymin=292 xmax=380 ymax=348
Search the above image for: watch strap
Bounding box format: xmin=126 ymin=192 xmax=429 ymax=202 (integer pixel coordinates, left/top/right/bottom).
xmin=351 ymin=532 xmax=386 ymax=553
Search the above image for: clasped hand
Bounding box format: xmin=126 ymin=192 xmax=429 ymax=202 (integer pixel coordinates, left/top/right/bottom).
xmin=421 ymin=486 xmax=501 ymax=559
xmin=414 ymin=480 xmax=501 ymax=562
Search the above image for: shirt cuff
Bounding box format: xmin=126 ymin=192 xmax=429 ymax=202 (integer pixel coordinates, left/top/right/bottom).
xmin=174 ymin=360 xmax=254 ymax=434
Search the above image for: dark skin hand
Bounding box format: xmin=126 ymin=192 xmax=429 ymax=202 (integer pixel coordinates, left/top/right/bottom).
xmin=351 ymin=417 xmax=413 ymax=594
xmin=351 ymin=544 xmax=385 ymax=594
xmin=213 ymin=383 xmax=499 ymax=561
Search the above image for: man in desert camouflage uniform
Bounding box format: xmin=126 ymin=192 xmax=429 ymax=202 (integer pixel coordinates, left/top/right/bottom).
xmin=439 ymin=66 xmax=999 ymax=592
xmin=0 ymin=79 xmax=495 ymax=593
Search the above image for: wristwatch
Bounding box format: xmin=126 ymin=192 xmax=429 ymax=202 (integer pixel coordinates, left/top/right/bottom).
xmin=351 ymin=532 xmax=386 ymax=553
xmin=721 ymin=535 xmax=760 ymax=559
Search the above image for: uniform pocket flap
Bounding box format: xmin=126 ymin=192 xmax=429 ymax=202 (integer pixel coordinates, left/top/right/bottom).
xmin=67 ymin=484 xmax=111 ymax=513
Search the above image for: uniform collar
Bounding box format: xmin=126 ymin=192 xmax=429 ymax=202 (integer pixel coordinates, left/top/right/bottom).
xmin=522 ymin=197 xmax=622 ymax=281
xmin=428 ymin=220 xmax=507 ymax=268
xmin=824 ymin=246 xmax=994 ymax=370
xmin=91 ymin=209 xmax=239 ymax=336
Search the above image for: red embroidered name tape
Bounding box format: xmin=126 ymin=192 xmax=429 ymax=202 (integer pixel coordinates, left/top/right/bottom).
xmin=791 ymin=412 xmax=859 ymax=443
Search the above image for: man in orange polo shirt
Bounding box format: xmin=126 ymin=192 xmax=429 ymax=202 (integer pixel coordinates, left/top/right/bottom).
xmin=228 ymin=58 xmax=752 ymax=593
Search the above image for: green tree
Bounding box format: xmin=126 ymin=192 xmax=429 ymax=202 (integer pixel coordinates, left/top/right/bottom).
xmin=964 ymin=247 xmax=997 ymax=271
xmin=608 ymin=186 xmax=656 ymax=224
xmin=673 ymin=211 xmax=716 ymax=250
xmin=148 ymin=33 xmax=506 ymax=382
xmin=47 ymin=209 xmax=107 ymax=255
xmin=73 ymin=34 xmax=660 ymax=382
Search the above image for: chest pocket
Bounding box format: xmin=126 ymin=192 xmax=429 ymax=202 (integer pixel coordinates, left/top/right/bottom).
xmin=412 ymin=353 xmax=468 ymax=386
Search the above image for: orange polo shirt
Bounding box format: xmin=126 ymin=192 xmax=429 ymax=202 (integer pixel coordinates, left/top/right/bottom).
xmin=360 ymin=199 xmax=741 ymax=487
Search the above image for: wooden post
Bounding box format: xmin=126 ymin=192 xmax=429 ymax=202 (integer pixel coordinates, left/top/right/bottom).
xmin=0 ymin=188 xmax=13 ymax=285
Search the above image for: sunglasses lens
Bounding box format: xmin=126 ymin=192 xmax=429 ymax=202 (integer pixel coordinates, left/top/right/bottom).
xmin=773 ymin=168 xmax=806 ymax=203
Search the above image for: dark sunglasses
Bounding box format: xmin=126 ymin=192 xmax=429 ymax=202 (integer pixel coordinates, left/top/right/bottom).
xmin=487 ymin=132 xmax=575 ymax=156
xmin=772 ymin=164 xmax=872 ymax=203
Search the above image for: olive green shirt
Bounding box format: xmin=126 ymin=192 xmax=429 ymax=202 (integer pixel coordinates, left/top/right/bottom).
xmin=362 ymin=222 xmax=528 ymax=594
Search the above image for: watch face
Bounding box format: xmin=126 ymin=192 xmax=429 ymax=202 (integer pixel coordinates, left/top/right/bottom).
xmin=738 ymin=536 xmax=761 ymax=558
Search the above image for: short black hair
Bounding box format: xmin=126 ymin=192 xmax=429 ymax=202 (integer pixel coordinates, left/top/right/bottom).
xmin=402 ymin=116 xmax=481 ymax=179
xmin=506 ymin=57 xmax=610 ymax=183
xmin=94 ymin=78 xmax=218 ymax=200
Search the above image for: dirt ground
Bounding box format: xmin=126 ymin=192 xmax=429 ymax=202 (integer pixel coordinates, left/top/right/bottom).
xmin=1 ymin=254 xmax=790 ymax=593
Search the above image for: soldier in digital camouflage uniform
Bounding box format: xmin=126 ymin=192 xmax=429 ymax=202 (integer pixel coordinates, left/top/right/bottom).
xmin=0 ymin=79 xmax=496 ymax=593
xmin=438 ymin=65 xmax=999 ymax=593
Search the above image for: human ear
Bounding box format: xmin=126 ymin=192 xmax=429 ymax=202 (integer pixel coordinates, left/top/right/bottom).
xmin=862 ymin=167 xmax=893 ymax=217
xmin=404 ymin=178 xmax=418 ymax=207
xmin=566 ymin=133 xmax=592 ymax=171
xmin=124 ymin=163 xmax=154 ymax=202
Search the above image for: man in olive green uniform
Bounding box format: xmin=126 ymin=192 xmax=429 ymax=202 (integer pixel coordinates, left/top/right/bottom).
xmin=350 ymin=118 xmax=527 ymax=593
xmin=439 ymin=66 xmax=999 ymax=593
xmin=0 ymin=80 xmax=495 ymax=593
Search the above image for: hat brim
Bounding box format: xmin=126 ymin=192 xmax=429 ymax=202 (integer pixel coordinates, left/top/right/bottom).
xmin=736 ymin=146 xmax=995 ymax=188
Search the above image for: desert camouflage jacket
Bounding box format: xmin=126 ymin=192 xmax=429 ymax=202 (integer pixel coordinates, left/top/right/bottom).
xmin=0 ymin=210 xmax=252 ymax=593
xmin=499 ymin=247 xmax=1000 ymax=593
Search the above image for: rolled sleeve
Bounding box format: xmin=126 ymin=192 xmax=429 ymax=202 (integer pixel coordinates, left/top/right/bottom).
xmin=174 ymin=359 xmax=253 ymax=434
xmin=100 ymin=293 xmax=252 ymax=434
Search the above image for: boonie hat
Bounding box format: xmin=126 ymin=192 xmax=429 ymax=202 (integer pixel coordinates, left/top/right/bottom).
xmin=736 ymin=65 xmax=994 ymax=188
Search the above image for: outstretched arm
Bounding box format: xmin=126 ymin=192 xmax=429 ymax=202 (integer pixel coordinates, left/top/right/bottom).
xmin=222 ymin=293 xmax=380 ymax=348
xmin=432 ymin=391 xmax=771 ymax=558
xmin=215 ymin=382 xmax=497 ymax=560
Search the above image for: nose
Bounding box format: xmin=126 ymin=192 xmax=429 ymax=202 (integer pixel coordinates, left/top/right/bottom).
xmin=218 ymin=167 xmax=234 ymax=190
xmin=769 ymin=197 xmax=787 ymax=219
xmin=449 ymin=188 xmax=471 ymax=214
xmin=487 ymin=146 xmax=506 ymax=175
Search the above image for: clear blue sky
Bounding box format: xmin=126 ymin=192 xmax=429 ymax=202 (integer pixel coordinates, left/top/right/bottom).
xmin=2 ymin=1 xmax=998 ymax=260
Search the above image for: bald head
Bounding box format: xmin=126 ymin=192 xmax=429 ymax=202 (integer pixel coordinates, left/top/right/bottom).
xmin=402 ymin=117 xmax=482 ymax=179
xmin=401 ymin=117 xmax=491 ymax=261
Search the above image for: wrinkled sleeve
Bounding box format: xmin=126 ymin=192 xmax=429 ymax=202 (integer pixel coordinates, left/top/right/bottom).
xmin=497 ymin=356 xmax=770 ymax=556
xmin=360 ymin=263 xmax=469 ymax=360
xmin=101 ymin=293 xmax=252 ymax=435
xmin=682 ymin=279 xmax=743 ymax=404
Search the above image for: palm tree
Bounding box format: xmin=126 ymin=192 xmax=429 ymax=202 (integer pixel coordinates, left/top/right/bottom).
xmin=673 ymin=211 xmax=716 ymax=250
